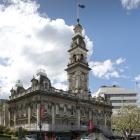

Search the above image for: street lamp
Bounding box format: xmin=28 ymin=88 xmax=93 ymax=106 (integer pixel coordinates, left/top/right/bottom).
xmin=38 ymin=120 xmax=42 ymax=140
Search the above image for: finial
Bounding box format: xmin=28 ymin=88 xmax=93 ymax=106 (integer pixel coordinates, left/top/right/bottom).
xmin=77 ymin=18 xmax=80 ymax=24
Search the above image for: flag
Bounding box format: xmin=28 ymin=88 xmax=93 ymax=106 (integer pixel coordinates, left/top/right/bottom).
xmin=88 ymin=120 xmax=94 ymax=133
xmin=78 ymin=4 xmax=85 ymax=9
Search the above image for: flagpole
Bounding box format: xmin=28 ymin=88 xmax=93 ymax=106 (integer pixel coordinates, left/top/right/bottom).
xmin=76 ymin=0 xmax=79 ymax=23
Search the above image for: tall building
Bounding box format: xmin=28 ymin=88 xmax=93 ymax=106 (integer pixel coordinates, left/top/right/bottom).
xmin=0 ymin=21 xmax=113 ymax=139
xmin=95 ymin=85 xmax=138 ymax=114
xmin=65 ymin=23 xmax=91 ymax=98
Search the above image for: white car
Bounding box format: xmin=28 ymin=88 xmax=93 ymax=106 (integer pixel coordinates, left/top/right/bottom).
xmin=81 ymin=136 xmax=91 ymax=140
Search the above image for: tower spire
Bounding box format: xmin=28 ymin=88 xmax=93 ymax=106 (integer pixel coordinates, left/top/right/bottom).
xmin=66 ymin=21 xmax=91 ymax=95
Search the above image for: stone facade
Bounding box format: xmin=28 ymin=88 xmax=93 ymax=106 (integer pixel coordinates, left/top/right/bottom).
xmin=65 ymin=23 xmax=90 ymax=95
xmin=6 ymin=22 xmax=112 ymax=133
xmin=0 ymin=99 xmax=9 ymax=126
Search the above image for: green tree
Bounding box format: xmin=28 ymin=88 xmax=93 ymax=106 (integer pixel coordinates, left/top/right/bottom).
xmin=0 ymin=125 xmax=5 ymax=134
xmin=112 ymin=105 xmax=140 ymax=140
xmin=0 ymin=125 xmax=15 ymax=136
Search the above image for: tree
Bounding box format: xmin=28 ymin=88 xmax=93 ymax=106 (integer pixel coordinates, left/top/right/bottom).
xmin=0 ymin=125 xmax=16 ymax=136
xmin=112 ymin=105 xmax=140 ymax=140
xmin=0 ymin=125 xmax=5 ymax=134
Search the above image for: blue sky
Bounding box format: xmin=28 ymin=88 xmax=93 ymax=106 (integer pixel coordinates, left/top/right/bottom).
xmin=0 ymin=0 xmax=140 ymax=100
xmin=37 ymin=0 xmax=140 ymax=91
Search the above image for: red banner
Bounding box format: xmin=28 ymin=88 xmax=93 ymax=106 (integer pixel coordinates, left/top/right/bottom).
xmin=40 ymin=104 xmax=45 ymax=120
xmin=45 ymin=133 xmax=48 ymax=140
xmin=88 ymin=120 xmax=94 ymax=133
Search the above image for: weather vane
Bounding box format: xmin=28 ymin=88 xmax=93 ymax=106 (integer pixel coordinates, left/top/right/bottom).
xmin=76 ymin=0 xmax=85 ymax=23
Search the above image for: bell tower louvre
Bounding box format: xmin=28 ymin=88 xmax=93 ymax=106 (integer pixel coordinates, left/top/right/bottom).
xmin=65 ymin=21 xmax=91 ymax=95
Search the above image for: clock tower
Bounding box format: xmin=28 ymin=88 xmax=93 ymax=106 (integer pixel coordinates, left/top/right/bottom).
xmin=65 ymin=22 xmax=91 ymax=95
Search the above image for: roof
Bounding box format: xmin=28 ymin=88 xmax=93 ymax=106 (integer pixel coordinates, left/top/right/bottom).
xmin=0 ymin=99 xmax=8 ymax=103
xmin=96 ymin=85 xmax=137 ymax=97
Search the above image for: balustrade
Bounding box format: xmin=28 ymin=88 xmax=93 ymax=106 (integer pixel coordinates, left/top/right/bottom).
xmin=12 ymin=123 xmax=88 ymax=132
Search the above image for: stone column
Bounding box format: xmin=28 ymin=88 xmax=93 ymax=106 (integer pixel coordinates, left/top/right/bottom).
xmin=77 ymin=108 xmax=80 ymax=128
xmin=104 ymin=113 xmax=107 ymax=126
xmin=14 ymin=112 xmax=16 ymax=130
xmin=51 ymin=104 xmax=55 ymax=131
xmin=37 ymin=104 xmax=40 ymax=130
xmin=109 ymin=112 xmax=112 ymax=129
xmin=8 ymin=111 xmax=11 ymax=128
xmin=28 ymin=106 xmax=31 ymax=130
xmin=89 ymin=110 xmax=92 ymax=120
xmin=0 ymin=110 xmax=2 ymax=125
xmin=3 ymin=104 xmax=6 ymax=126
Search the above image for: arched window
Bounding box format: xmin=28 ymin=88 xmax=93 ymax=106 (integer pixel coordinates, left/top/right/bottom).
xmin=73 ymin=55 xmax=76 ymax=62
xmin=64 ymin=105 xmax=67 ymax=114
xmin=80 ymin=54 xmax=84 ymax=61
xmin=56 ymin=104 xmax=59 ymax=115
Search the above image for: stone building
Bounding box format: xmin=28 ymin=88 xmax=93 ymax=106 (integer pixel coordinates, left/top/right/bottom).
xmin=0 ymin=99 xmax=9 ymax=126
xmin=7 ymin=22 xmax=112 ymax=134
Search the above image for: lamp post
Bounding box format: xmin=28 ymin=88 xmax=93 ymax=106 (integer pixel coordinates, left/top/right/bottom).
xmin=39 ymin=120 xmax=42 ymax=140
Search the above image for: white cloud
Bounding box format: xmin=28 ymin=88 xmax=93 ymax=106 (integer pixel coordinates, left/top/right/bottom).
xmin=0 ymin=0 xmax=93 ymax=98
xmin=89 ymin=58 xmax=126 ymax=79
xmin=121 ymin=0 xmax=140 ymax=10
xmin=134 ymin=75 xmax=140 ymax=81
xmin=116 ymin=58 xmax=126 ymax=65
xmin=53 ymin=83 xmax=68 ymax=91
xmin=134 ymin=75 xmax=140 ymax=88
xmin=89 ymin=60 xmax=113 ymax=79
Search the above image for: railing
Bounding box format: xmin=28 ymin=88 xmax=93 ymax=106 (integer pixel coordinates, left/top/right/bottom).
xmin=13 ymin=124 xmax=88 ymax=132
xmin=53 ymin=125 xmax=88 ymax=132
xmin=9 ymin=86 xmax=111 ymax=106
